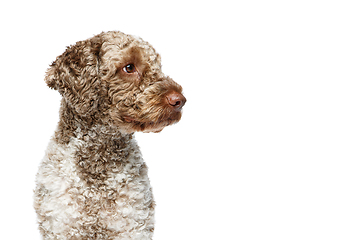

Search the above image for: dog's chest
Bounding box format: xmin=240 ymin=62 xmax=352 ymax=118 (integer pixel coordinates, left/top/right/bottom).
xmin=35 ymin=136 xmax=154 ymax=235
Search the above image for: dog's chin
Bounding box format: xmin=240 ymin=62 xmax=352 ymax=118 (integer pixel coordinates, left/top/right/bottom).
xmin=122 ymin=117 xmax=181 ymax=133
xmin=110 ymin=107 xmax=183 ymax=134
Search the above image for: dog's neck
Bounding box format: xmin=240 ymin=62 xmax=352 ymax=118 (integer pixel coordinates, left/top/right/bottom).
xmin=54 ymin=98 xmax=139 ymax=186
xmin=54 ymin=98 xmax=133 ymax=144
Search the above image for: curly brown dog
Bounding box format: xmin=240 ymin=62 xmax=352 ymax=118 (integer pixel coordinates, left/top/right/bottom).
xmin=34 ymin=31 xmax=186 ymax=240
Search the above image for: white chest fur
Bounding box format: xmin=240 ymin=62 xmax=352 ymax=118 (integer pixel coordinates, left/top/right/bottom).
xmin=34 ymin=136 xmax=155 ymax=239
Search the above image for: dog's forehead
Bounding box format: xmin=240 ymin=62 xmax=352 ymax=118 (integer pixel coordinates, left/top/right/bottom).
xmin=104 ymin=33 xmax=158 ymax=59
xmin=129 ymin=39 xmax=162 ymax=67
xmin=127 ymin=41 xmax=158 ymax=62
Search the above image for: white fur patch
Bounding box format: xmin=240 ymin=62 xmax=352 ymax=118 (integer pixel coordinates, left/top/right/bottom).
xmin=35 ymin=135 xmax=155 ymax=239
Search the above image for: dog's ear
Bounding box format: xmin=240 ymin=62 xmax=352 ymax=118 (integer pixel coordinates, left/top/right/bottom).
xmin=45 ymin=36 xmax=103 ymax=116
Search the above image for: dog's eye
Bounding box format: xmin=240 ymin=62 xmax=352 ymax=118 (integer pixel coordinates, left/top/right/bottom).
xmin=123 ymin=64 xmax=136 ymax=73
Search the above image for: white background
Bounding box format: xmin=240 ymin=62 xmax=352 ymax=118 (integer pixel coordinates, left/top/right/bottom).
xmin=1 ymin=0 xmax=360 ymax=239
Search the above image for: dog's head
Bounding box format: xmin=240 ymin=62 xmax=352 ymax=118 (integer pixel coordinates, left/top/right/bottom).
xmin=45 ymin=31 xmax=185 ymax=133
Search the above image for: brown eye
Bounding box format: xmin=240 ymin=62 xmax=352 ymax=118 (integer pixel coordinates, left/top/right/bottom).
xmin=123 ymin=64 xmax=136 ymax=73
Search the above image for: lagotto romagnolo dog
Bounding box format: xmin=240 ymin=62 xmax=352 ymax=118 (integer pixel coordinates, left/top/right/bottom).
xmin=34 ymin=31 xmax=186 ymax=240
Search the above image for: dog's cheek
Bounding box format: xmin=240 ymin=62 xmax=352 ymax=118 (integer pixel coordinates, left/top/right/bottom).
xmin=136 ymin=85 xmax=167 ymax=112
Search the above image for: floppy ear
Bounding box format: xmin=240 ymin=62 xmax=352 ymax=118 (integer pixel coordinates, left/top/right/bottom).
xmin=45 ymin=36 xmax=103 ymax=116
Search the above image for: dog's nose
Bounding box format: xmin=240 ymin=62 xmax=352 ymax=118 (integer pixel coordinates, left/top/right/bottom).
xmin=165 ymin=91 xmax=186 ymax=110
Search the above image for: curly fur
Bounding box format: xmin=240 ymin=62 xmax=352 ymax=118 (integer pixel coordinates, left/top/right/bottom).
xmin=34 ymin=31 xmax=186 ymax=240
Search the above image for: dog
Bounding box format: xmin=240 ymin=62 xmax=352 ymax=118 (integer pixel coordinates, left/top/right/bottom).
xmin=34 ymin=31 xmax=186 ymax=239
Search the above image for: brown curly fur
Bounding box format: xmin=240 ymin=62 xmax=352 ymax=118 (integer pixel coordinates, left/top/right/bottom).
xmin=34 ymin=31 xmax=185 ymax=239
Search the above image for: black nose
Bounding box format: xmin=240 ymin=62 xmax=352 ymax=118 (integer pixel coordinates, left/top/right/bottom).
xmin=165 ymin=91 xmax=186 ymax=110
